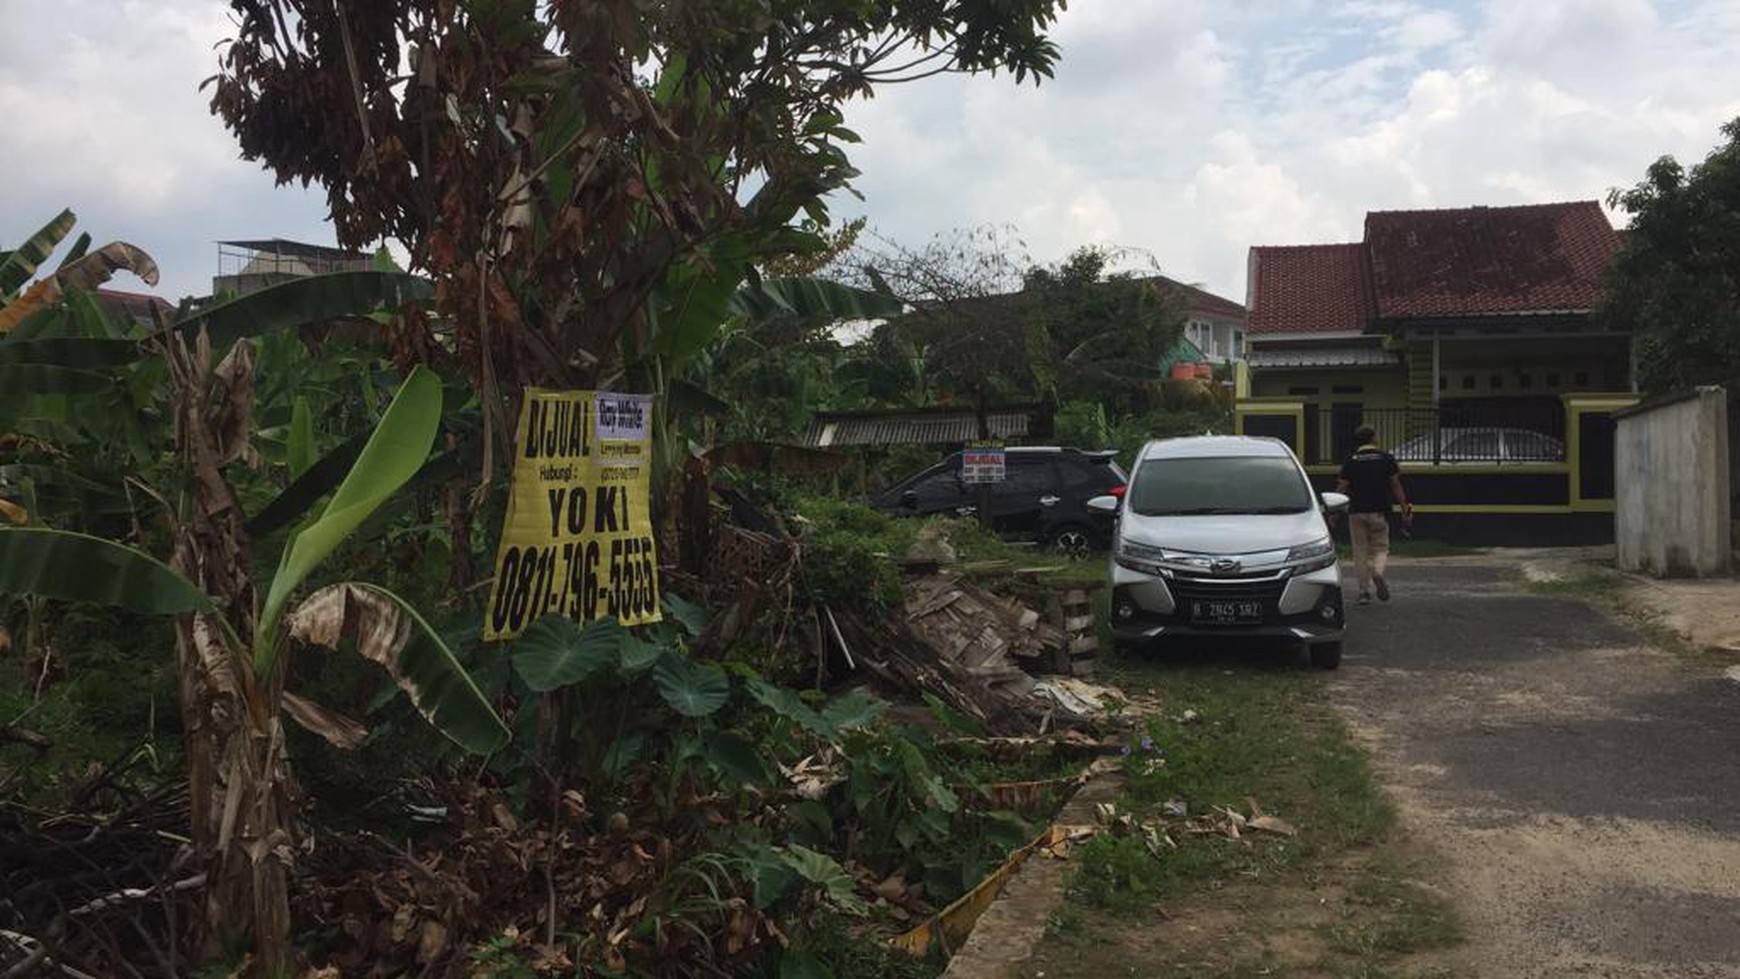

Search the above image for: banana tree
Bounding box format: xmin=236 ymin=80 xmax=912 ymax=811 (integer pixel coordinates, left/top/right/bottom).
xmin=0 ymin=362 xmax=506 ymax=966
xmin=0 ymin=209 xmax=160 ymax=335
xmin=0 ymin=239 xmax=491 ymax=969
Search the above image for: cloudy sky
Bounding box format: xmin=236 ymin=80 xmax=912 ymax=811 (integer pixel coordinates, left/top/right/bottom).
xmin=6 ymin=0 xmax=1740 ymax=303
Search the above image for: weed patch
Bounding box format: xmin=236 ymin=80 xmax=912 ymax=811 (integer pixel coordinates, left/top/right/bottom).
xmin=1024 ymin=657 xmax=1453 ymax=979
xmin=1323 ymin=861 xmax=1461 ymax=960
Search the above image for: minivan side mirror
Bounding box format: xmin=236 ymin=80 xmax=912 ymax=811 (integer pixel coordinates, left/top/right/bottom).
xmin=1320 ymin=491 xmax=1350 ymax=514
xmin=1086 ymin=495 xmax=1119 ymax=516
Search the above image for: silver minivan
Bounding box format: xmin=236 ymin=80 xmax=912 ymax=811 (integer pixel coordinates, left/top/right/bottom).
xmin=1091 ymin=435 xmax=1350 ymax=669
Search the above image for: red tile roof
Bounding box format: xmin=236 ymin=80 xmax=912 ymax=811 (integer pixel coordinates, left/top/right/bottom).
xmin=1148 ymin=274 xmax=1247 ymax=321
xmin=1364 ymin=201 xmax=1617 ymax=319
xmin=94 ymin=288 xmax=175 ymax=327
xmin=1247 ymin=243 xmax=1373 ymax=335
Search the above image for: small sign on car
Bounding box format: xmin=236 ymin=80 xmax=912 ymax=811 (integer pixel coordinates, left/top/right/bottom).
xmin=961 ymin=441 xmax=1006 ymax=484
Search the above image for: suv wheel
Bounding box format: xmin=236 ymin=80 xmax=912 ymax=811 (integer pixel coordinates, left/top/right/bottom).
xmin=1048 ymin=525 xmax=1094 ymax=559
xmin=1309 ymin=641 xmax=1342 ymax=670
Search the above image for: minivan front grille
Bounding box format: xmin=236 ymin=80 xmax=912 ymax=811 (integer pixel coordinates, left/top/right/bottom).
xmin=1167 ymin=575 xmax=1288 ymax=605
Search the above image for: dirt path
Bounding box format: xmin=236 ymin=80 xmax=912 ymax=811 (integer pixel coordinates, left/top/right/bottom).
xmin=1333 ymin=558 xmax=1740 ymax=978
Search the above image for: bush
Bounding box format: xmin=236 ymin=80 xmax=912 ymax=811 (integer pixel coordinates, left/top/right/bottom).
xmin=788 ymin=497 xmax=917 ymax=613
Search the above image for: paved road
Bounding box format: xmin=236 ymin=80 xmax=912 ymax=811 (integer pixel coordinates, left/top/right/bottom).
xmin=1334 ymin=559 xmax=1740 ymax=978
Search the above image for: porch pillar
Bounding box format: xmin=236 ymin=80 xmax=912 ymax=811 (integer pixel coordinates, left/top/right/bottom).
xmin=1432 ymin=335 xmax=1441 ymax=407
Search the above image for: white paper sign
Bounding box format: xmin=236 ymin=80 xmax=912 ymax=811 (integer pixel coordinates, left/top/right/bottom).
xmin=594 ymin=392 xmax=651 ymax=442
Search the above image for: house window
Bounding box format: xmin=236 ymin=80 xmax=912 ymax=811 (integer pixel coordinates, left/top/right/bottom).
xmin=1461 ymin=375 xmax=1476 ymax=390
xmin=1574 ymin=371 xmax=1589 ymax=387
xmin=1287 ymin=386 xmax=1320 ymax=396
xmin=1439 ymin=375 xmax=1448 ymax=392
xmin=1547 ymin=372 xmax=1562 ymax=388
xmin=1519 ymin=373 xmax=1533 ymax=389
xmin=1233 ymin=331 xmax=1245 ymax=357
xmin=1490 ymin=374 xmax=1503 ymax=390
xmin=1331 ymin=384 xmax=1364 ymax=394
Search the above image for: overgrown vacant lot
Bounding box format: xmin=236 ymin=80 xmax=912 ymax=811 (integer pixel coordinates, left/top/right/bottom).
xmin=1027 ymin=649 xmax=1462 ymax=979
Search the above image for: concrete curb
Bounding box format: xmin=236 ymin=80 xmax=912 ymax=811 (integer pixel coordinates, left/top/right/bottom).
xmin=939 ymin=770 xmax=1126 ymax=979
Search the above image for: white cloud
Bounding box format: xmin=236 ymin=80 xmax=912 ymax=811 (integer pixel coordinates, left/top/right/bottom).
xmin=0 ymin=0 xmax=334 ymax=299
xmin=843 ymin=0 xmax=1740 ymax=300
xmin=9 ymin=1 xmax=1740 ymax=308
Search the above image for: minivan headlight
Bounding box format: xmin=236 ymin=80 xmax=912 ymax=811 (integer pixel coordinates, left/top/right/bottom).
xmin=1114 ymin=539 xmax=1170 ymax=576
xmin=1286 ymin=536 xmax=1336 ymax=573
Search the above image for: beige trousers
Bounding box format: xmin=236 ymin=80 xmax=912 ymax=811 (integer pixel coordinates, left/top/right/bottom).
xmin=1348 ymin=512 xmax=1390 ymax=595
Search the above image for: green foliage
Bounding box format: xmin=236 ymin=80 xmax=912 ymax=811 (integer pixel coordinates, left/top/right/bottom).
xmin=0 ymin=528 xmax=214 ymax=614
xmin=0 ymin=209 xmax=77 ymax=296
xmin=788 ymin=497 xmax=917 ymax=613
xmin=738 ymin=843 xmax=870 ymax=915
xmin=826 ymin=724 xmax=1034 ymax=903
xmin=173 ymin=270 xmax=433 ymax=350
xmin=258 ymin=364 xmax=443 ymax=667
xmin=512 ymin=616 xmax=625 ymax=692
xmin=306 ymin=582 xmax=512 ymax=755
xmin=1324 ymin=862 xmax=1463 ymax=958
xmin=287 ymin=396 xmax=316 ymax=479
xmin=1053 ymin=400 xmax=1112 ymax=449
xmin=774 ymin=911 xmax=944 ymax=979
xmin=653 ymin=655 xmax=732 ymax=717
xmin=0 ymin=606 xmax=179 ymax=806
xmin=1071 ymin=833 xmax=1168 ymax=912
xmin=1605 ymin=116 xmax=1740 ymax=392
xmin=745 ymin=680 xmax=885 ymax=740
xmin=1023 ymin=246 xmax=1185 ymax=410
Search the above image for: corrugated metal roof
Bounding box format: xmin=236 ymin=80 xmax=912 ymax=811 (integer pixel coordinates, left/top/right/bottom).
xmin=218 ymin=238 xmax=367 ymax=262
xmin=803 ymin=410 xmax=1035 ymax=447
xmin=1246 ymin=346 xmax=1397 ymax=369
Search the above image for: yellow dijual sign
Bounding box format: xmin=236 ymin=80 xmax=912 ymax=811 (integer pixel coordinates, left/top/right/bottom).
xmin=483 ymin=389 xmax=662 ymax=640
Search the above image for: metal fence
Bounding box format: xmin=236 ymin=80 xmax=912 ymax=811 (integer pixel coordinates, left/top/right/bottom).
xmin=1304 ymin=401 xmax=1568 ymax=465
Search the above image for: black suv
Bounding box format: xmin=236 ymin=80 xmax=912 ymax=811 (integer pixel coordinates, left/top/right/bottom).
xmin=867 ymin=447 xmax=1128 ymax=554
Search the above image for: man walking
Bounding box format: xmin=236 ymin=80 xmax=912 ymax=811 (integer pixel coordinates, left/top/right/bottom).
xmin=1335 ymin=425 xmax=1412 ymax=604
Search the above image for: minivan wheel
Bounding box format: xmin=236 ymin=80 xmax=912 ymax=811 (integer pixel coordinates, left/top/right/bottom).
xmin=1048 ymin=526 xmax=1093 ymax=559
xmin=1309 ymin=641 xmax=1343 ymax=670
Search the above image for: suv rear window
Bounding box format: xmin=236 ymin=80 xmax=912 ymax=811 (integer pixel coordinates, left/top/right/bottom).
xmin=1128 ymin=456 xmax=1313 ymax=516
xmin=1059 ymin=456 xmax=1123 ymax=490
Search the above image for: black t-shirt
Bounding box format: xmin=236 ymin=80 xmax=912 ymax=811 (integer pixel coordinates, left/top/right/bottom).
xmin=1339 ymin=446 xmax=1399 ymax=513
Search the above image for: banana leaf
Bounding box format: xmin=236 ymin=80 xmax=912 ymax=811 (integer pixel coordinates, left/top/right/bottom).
xmin=170 ymin=271 xmax=434 ymax=350
xmin=0 ymin=527 xmax=212 ymax=614
xmin=0 ymin=464 xmax=128 ymax=514
xmin=287 ymin=396 xmax=316 ymax=480
xmin=726 ymin=277 xmax=905 ymax=322
xmin=0 ymin=364 xmax=111 ymax=394
xmin=256 ymin=365 xmax=442 ymax=667
xmin=0 ymin=337 xmax=139 ymax=369
xmin=285 ymin=582 xmax=510 ymax=754
xmin=0 ymin=209 xmax=76 ymax=298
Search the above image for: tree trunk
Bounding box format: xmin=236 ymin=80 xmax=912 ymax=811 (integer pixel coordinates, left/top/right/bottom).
xmin=444 ymin=433 xmax=476 ymax=600
xmin=163 ymin=331 xmax=296 ymax=973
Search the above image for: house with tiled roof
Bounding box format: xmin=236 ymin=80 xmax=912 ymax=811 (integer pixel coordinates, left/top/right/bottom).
xmin=1151 ymin=273 xmax=1247 ymax=365
xmin=1236 ymin=201 xmax=1639 ymax=544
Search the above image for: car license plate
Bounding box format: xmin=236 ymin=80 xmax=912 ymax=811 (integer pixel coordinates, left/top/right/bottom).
xmin=1190 ymin=600 xmax=1264 ymax=624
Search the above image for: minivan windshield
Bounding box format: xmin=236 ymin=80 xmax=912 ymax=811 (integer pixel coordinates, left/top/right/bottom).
xmin=1128 ymin=455 xmax=1315 ymax=517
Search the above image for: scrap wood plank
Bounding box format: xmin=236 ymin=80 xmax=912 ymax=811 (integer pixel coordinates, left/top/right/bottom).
xmin=1062 ymin=613 xmax=1094 ymax=632
xmin=1067 ymin=635 xmax=1098 ymax=655
xmin=907 ymin=587 xmax=965 ymax=621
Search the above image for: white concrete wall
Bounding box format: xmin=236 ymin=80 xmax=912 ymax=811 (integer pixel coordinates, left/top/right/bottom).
xmin=1615 ymin=387 xmax=1732 ymax=577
